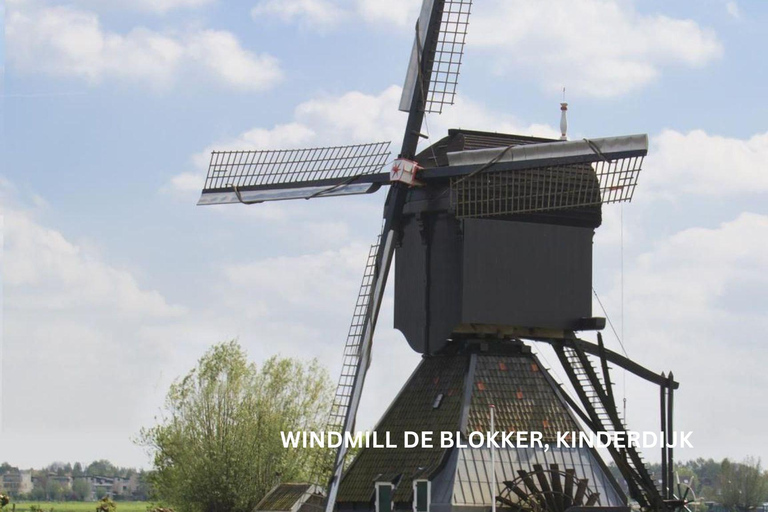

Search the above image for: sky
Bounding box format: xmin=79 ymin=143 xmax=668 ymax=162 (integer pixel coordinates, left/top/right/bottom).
xmin=0 ymin=0 xmax=767 ymax=470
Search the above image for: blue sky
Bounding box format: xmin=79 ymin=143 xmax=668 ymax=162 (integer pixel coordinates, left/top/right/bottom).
xmin=1 ymin=0 xmax=767 ymax=469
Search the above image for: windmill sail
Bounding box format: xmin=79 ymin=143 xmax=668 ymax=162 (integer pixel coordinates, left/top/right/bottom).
xmin=399 ymin=0 xmax=472 ymax=114
xmin=198 ymin=142 xmax=391 ymax=205
xmin=447 ymin=134 xmax=647 ymax=218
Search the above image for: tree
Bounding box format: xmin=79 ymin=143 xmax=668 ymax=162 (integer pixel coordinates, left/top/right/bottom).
xmin=73 ymin=478 xmax=92 ymax=501
xmin=87 ymin=460 xmax=118 ymax=477
xmin=73 ymin=463 xmax=84 ymax=478
xmin=45 ymin=480 xmax=65 ymax=501
xmin=139 ymin=340 xmax=333 ymax=512
xmin=720 ymin=458 xmax=768 ymax=512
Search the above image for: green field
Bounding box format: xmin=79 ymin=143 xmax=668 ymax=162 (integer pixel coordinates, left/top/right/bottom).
xmin=13 ymin=503 xmax=150 ymax=512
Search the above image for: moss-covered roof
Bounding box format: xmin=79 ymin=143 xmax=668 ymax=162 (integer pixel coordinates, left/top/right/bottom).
xmin=256 ymin=483 xmax=314 ymax=512
xmin=337 ymin=354 xmax=468 ymax=505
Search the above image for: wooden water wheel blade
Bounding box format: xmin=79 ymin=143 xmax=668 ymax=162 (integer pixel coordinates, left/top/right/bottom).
xmin=518 ymin=470 xmax=542 ymax=494
xmin=507 ymin=484 xmax=530 ymax=502
xmin=573 ymin=479 xmax=589 ymax=506
xmin=549 ymin=464 xmax=563 ymax=494
xmin=534 ymin=467 xmax=553 ymax=494
xmin=549 ymin=464 xmax=564 ymax=512
xmin=497 ymin=495 xmax=517 ymax=508
xmin=496 ymin=497 xmax=526 ymax=512
xmin=518 ymin=470 xmax=546 ymax=509
xmin=496 ymin=496 xmax=517 ymax=507
xmin=533 ymin=464 xmax=559 ymax=512
xmin=563 ymin=469 xmax=575 ymax=508
xmin=585 ymin=492 xmax=600 ymax=506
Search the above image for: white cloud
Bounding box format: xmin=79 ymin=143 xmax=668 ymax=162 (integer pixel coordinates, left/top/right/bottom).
xmin=123 ymin=0 xmax=215 ymax=14
xmin=81 ymin=0 xmax=216 ymax=14
xmin=645 ymin=129 xmax=768 ymax=198
xmin=726 ymin=1 xmax=740 ymax=19
xmin=79 ymin=0 xmax=217 ymax=15
xmin=470 ymin=0 xmax=723 ymax=97
xmin=252 ymin=0 xmax=350 ymax=30
xmin=6 ymin=1 xmax=282 ymax=91
xmin=251 ymin=0 xmax=419 ymax=29
xmin=0 ymin=183 xmax=184 ymax=447
xmin=355 ymin=0 xmax=418 ymax=27
xmin=627 ymin=212 xmax=768 ymax=328
xmin=251 ymin=0 xmax=722 ymax=97
xmin=594 ymin=213 xmax=768 ymax=461
xmin=0 ymin=179 xmax=403 ymax=465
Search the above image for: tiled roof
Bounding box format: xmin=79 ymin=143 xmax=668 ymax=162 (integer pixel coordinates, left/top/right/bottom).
xmin=467 ymin=354 xmax=579 ymax=441
xmin=256 ymin=483 xmax=313 ymax=511
xmin=336 ymin=347 xmax=623 ymax=509
xmin=453 ymin=353 xmax=624 ymax=508
xmin=416 ymin=129 xmax=555 ymax=169
xmin=337 ymin=354 xmax=468 ymax=505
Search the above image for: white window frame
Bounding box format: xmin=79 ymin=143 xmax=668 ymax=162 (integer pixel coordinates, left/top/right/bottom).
xmin=412 ymin=479 xmax=431 ymax=512
xmin=376 ymin=482 xmax=395 ymax=512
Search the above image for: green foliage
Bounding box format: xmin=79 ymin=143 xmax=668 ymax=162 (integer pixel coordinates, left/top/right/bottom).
xmin=607 ymin=457 xmax=768 ymax=508
xmin=71 ymin=480 xmax=91 ymax=502
xmin=16 ymin=502 xmax=146 ymax=512
xmin=138 ymin=340 xmax=333 ymax=512
xmin=44 ymin=481 xmax=64 ymax=502
xmin=29 ymin=488 xmax=47 ymax=502
xmin=86 ymin=462 xmax=119 ymax=478
xmin=719 ymin=458 xmax=768 ymax=512
xmin=146 ymin=506 xmax=175 ymax=512
xmin=96 ymin=498 xmax=116 ymax=512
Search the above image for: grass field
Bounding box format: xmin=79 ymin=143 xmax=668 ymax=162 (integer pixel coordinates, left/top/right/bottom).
xmin=13 ymin=502 xmax=150 ymax=512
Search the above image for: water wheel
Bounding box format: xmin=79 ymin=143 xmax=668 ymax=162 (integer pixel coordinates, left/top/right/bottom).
xmin=496 ymin=463 xmax=600 ymax=512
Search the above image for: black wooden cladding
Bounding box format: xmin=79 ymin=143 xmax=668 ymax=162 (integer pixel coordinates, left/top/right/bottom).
xmin=394 ymin=213 xmax=594 ymax=354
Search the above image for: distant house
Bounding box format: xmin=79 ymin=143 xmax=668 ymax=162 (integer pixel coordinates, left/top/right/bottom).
xmin=111 ymin=475 xmax=139 ymax=496
xmin=47 ymin=474 xmax=73 ymax=490
xmin=1 ymin=469 xmax=33 ymax=496
xmin=77 ymin=475 xmax=138 ymax=500
xmin=85 ymin=476 xmax=115 ymax=499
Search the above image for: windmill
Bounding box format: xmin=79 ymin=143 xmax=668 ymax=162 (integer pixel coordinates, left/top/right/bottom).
xmin=197 ymin=1 xmax=686 ymax=512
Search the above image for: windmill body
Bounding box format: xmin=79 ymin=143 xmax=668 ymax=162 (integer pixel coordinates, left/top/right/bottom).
xmin=394 ymin=129 xmax=605 ymax=355
xmin=197 ymin=1 xmax=685 ymax=511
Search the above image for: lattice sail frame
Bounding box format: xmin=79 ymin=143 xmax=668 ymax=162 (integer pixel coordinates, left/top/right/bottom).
xmin=450 ymin=156 xmax=643 ymax=218
xmin=198 ymin=141 xmax=391 ymax=205
xmin=427 ymin=0 xmax=472 ymax=113
xmin=399 ymin=0 xmax=472 ymax=115
xmin=447 ymin=135 xmax=647 ymax=219
xmin=203 ymin=141 xmax=391 ymax=191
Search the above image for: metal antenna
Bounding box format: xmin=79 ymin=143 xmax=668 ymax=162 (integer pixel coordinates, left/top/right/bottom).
xmin=560 ymin=94 xmax=568 ymax=141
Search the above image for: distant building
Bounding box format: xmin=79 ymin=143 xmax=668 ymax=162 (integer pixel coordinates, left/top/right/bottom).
xmin=85 ymin=476 xmax=115 ymax=499
xmin=47 ymin=474 xmax=73 ymax=490
xmin=76 ymin=475 xmax=138 ymax=500
xmin=111 ymin=475 xmax=139 ymax=496
xmin=1 ymin=470 xmax=33 ymax=496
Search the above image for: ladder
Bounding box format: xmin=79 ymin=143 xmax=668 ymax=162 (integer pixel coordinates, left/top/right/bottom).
xmin=557 ymin=344 xmax=663 ymax=510
xmin=315 ymin=238 xmax=381 ymax=485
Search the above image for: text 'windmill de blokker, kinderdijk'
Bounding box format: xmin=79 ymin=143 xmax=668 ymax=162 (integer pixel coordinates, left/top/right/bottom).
xmin=196 ymin=2 xmax=690 ymax=512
